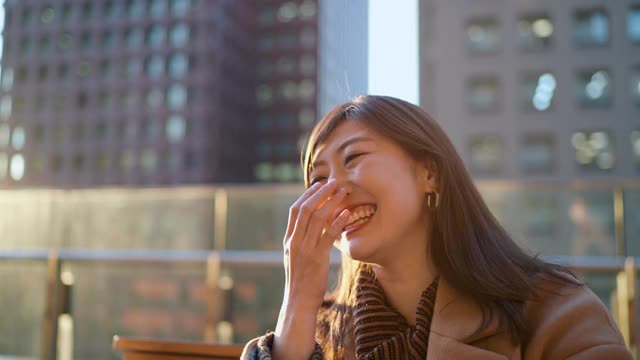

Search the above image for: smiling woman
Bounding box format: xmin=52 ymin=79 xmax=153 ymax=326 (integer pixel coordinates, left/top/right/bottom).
xmin=241 ymin=95 xmax=632 ymax=360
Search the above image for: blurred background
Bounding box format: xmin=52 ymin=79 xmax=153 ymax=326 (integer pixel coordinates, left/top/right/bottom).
xmin=0 ymin=0 xmax=639 ymax=359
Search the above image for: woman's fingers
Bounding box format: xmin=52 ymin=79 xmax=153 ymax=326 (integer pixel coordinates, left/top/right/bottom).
xmin=318 ymin=209 xmax=351 ymax=254
xmin=300 ymin=187 xmax=348 ymax=250
xmin=289 ymin=181 xmax=339 ymax=246
xmin=285 ymin=182 xmax=323 ymax=239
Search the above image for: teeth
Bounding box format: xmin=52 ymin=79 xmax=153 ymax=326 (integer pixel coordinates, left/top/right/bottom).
xmin=346 ymin=205 xmax=376 ymax=227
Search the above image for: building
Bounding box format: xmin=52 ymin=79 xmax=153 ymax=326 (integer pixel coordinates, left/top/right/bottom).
xmin=252 ymin=0 xmax=368 ymax=183
xmin=0 ymin=0 xmax=368 ymax=188
xmin=419 ymin=0 xmax=640 ymax=180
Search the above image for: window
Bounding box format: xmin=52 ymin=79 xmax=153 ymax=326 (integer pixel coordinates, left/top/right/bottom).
xmin=0 ymin=124 xmax=9 ymax=148
xmin=278 ymin=33 xmax=296 ymax=49
xmin=80 ymin=31 xmax=92 ymax=51
xmin=52 ymin=154 xmax=63 ymax=172
xmin=140 ymin=149 xmax=158 ymax=173
xmin=298 ymin=79 xmax=315 ymax=101
xmin=257 ymin=114 xmax=272 ymax=130
xmin=273 ymin=163 xmax=297 ymax=182
xmin=466 ymin=76 xmax=501 ymax=113
xmin=0 ymin=152 xmax=7 ymax=179
xmin=465 ymin=18 xmax=500 ymax=52
xmin=146 ymin=55 xmax=165 ymax=79
xmin=632 ymin=66 xmax=640 ymax=105
xmin=170 ymin=23 xmax=190 ymax=47
xmin=120 ymin=151 xmax=135 ymax=170
xmin=126 ymin=0 xmax=145 ymax=19
xmin=256 ymin=141 xmax=271 ymax=158
xmin=73 ymin=154 xmax=84 ymax=170
xmin=299 ymin=1 xmax=317 ymax=20
xmin=279 ymin=81 xmax=297 ymax=100
xmin=10 ymin=154 xmax=25 ymax=181
xmin=577 ymin=69 xmax=612 ymax=107
xmin=256 ymin=85 xmax=274 ymax=106
xmin=632 ymin=130 xmax=640 ymax=165
xmin=127 ymin=57 xmax=142 ymax=77
xmin=147 ymin=25 xmax=166 ymax=48
xmin=258 ymin=8 xmax=276 ymax=25
xmin=1 ymin=68 xmax=14 ymax=91
xmin=298 ymin=108 xmax=315 ymax=129
xmin=259 ymin=34 xmax=275 ymax=51
xmin=517 ymin=14 xmax=553 ymax=50
xmin=629 ymin=6 xmax=640 ymax=43
xmin=150 ymin=0 xmax=168 ymax=18
xmin=0 ymin=95 xmax=12 ymax=120
xmin=103 ymin=0 xmax=117 ymax=20
xmin=11 ymin=126 xmax=25 ymax=151
xmin=58 ymin=33 xmax=73 ymax=51
xmin=126 ymin=28 xmax=143 ymax=49
xmin=146 ymin=89 xmax=164 ymax=109
xmin=571 ymin=131 xmax=615 ymax=171
xmin=39 ymin=35 xmax=51 ymax=53
xmin=469 ymin=135 xmax=503 ymax=174
xmin=521 ymin=133 xmax=554 ymax=173
xmin=101 ymin=31 xmax=116 ymax=49
xmin=167 ymin=83 xmax=187 ymax=110
xmin=277 ymin=2 xmax=297 ymax=23
xmin=574 ymin=9 xmax=609 ymax=47
xmin=255 ymin=162 xmax=273 ymax=182
xmin=171 ymin=0 xmax=191 ymax=17
xmin=521 ymin=72 xmax=556 ymax=111
xmin=299 ymin=55 xmax=315 ymax=75
xmin=166 ymin=115 xmax=186 ymax=143
xmin=300 ymin=28 xmax=316 ymax=48
xmin=169 ymin=53 xmax=188 ymax=77
xmin=40 ymin=7 xmax=54 ymax=24
xmin=277 ymin=57 xmax=296 ymax=75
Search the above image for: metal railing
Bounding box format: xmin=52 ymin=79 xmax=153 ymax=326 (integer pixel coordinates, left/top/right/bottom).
xmin=0 ymin=250 xmax=637 ymax=359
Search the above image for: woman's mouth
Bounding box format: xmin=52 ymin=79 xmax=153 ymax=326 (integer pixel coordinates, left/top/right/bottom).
xmin=343 ymin=204 xmax=376 ymax=234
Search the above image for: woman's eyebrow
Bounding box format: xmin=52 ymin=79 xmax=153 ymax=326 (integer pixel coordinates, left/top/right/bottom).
xmin=312 ymin=136 xmax=374 ymax=168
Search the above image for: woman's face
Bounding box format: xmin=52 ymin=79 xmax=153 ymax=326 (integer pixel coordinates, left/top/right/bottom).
xmin=309 ymin=119 xmax=436 ymax=264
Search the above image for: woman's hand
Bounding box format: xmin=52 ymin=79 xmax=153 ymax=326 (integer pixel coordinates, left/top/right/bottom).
xmin=273 ymin=180 xmax=351 ymax=360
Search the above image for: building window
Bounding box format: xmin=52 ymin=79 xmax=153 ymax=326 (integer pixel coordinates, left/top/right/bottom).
xmin=11 ymin=126 xmax=25 ymax=151
xmin=166 ymin=114 xmax=186 ymax=143
xmin=103 ymin=0 xmax=118 ymax=20
xmin=168 ymin=53 xmax=188 ymax=78
xmin=298 ymin=79 xmax=315 ymax=101
xmin=256 ymin=85 xmax=274 ymax=106
xmin=127 ymin=57 xmax=142 ymax=77
xmin=0 ymin=152 xmax=7 ymax=179
xmin=120 ymin=151 xmax=135 ymax=170
xmin=632 ymin=130 xmax=640 ymax=166
xmin=258 ymin=34 xmax=275 ymax=51
xmin=126 ymin=28 xmax=143 ymax=49
xmin=517 ymin=14 xmax=553 ymax=50
xmin=140 ymin=149 xmax=158 ymax=174
xmin=521 ymin=133 xmax=554 ymax=173
xmin=298 ymin=108 xmax=315 ymax=129
xmin=167 ymin=83 xmax=187 ymax=110
xmin=40 ymin=6 xmax=54 ymax=24
xmin=146 ymin=55 xmax=165 ymax=79
xmin=521 ymin=72 xmax=556 ymax=111
xmin=126 ymin=0 xmax=145 ymax=19
xmin=300 ymin=28 xmax=316 ymax=48
xmin=465 ymin=18 xmax=500 ymax=53
xmin=273 ymin=163 xmax=297 ymax=182
xmin=58 ymin=33 xmax=73 ymax=51
xmin=255 ymin=162 xmax=273 ymax=182
xmin=257 ymin=114 xmax=272 ymax=130
xmin=256 ymin=141 xmax=271 ymax=159
xmin=10 ymin=154 xmax=25 ymax=181
xmin=466 ymin=76 xmax=501 ymax=113
xmin=101 ymin=31 xmax=116 ymax=49
xmin=150 ymin=0 xmax=167 ymax=18
xmin=277 ymin=57 xmax=296 ymax=75
xmin=577 ymin=69 xmax=612 ymax=108
xmin=146 ymin=88 xmax=164 ymax=109
xmin=0 ymin=124 xmax=9 ymax=148
xmin=299 ymin=1 xmax=317 ymax=20
xmin=469 ymin=135 xmax=503 ymax=174
xmin=629 ymin=6 xmax=640 ymax=43
xmin=170 ymin=23 xmax=190 ymax=47
xmin=571 ymin=131 xmax=615 ymax=171
xmin=171 ymin=0 xmax=191 ymax=17
xmin=632 ymin=66 xmax=640 ymax=105
xmin=1 ymin=68 xmax=14 ymax=91
xmin=574 ymin=9 xmax=609 ymax=47
xmin=258 ymin=8 xmax=276 ymax=25
xmin=147 ymin=25 xmax=166 ymax=48
xmin=300 ymin=55 xmax=315 ymax=75
xmin=277 ymin=2 xmax=297 ymax=23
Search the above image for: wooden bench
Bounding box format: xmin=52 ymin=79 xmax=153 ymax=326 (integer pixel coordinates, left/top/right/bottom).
xmin=113 ymin=336 xmax=244 ymax=360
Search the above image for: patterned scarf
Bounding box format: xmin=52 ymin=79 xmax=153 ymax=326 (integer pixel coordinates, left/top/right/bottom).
xmin=353 ymin=268 xmax=439 ymax=360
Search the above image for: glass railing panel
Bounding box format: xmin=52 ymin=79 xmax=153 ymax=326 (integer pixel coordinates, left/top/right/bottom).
xmin=0 ymin=260 xmax=47 ymax=358
xmin=624 ymin=188 xmax=640 ymax=256
xmin=480 ymin=185 xmax=616 ymax=256
xmin=226 ymin=187 xmax=301 ymax=250
xmin=65 ymin=261 xmax=208 ymax=360
xmin=62 ymin=188 xmax=216 ymax=250
xmin=0 ymin=190 xmax=59 ymax=249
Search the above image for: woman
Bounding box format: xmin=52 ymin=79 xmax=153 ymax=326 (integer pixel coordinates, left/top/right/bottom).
xmin=241 ymin=95 xmax=631 ymax=359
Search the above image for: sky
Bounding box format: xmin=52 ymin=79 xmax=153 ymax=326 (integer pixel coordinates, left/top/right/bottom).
xmin=368 ymin=0 xmax=419 ymax=104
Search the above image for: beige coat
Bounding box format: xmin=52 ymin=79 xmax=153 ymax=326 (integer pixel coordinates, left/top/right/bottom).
xmin=242 ymin=279 xmax=632 ymax=359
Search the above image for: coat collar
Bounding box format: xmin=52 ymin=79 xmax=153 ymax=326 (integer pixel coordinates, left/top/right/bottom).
xmin=430 ymin=277 xmax=506 ymax=343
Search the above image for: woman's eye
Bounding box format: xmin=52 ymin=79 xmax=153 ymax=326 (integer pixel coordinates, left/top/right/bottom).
xmin=345 ymin=153 xmax=365 ymax=165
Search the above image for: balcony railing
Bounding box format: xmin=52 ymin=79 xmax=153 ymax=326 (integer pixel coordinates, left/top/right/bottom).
xmin=0 ymin=250 xmax=637 ymax=359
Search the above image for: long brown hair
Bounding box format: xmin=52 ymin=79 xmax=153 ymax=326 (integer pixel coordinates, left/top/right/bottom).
xmin=302 ymin=95 xmax=579 ymax=358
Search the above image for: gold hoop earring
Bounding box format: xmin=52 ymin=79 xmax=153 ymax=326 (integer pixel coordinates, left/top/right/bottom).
xmin=426 ymin=192 xmax=440 ymax=209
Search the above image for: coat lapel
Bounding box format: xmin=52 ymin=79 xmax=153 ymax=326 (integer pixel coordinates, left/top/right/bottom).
xmin=427 ymin=278 xmax=515 ymax=359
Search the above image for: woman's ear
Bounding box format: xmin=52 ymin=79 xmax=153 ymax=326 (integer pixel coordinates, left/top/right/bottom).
xmin=419 ymin=159 xmax=439 ymax=193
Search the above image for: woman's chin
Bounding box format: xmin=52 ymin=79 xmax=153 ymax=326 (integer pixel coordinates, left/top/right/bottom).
xmin=337 ymin=236 xmax=377 ymax=262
